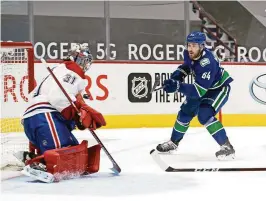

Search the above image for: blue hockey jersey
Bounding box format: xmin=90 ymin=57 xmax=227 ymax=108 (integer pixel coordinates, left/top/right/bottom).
xmin=178 ymin=48 xmax=233 ymax=99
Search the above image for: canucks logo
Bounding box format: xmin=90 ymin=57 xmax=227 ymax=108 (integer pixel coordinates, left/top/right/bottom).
xmin=128 ymin=73 xmax=152 ymax=102
xmin=200 ymin=58 xmax=210 ymax=67
xmin=131 ymin=77 xmax=148 ymax=99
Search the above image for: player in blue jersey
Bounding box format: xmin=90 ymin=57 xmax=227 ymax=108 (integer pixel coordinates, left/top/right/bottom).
xmin=156 ymin=31 xmax=235 ymax=160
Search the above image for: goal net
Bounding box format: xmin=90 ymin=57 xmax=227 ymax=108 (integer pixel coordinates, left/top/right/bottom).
xmin=0 ymin=41 xmax=35 ymax=169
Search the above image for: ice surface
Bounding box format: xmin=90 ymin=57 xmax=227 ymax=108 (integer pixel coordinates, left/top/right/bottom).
xmin=1 ymin=127 xmax=266 ymax=201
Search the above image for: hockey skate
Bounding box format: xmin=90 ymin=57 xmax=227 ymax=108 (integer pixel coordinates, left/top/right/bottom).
xmin=14 ymin=151 xmax=38 ymax=165
xmin=215 ymin=140 xmax=235 ymax=160
xmin=21 ymin=162 xmax=54 ymax=183
xmin=156 ymin=140 xmax=179 ymax=153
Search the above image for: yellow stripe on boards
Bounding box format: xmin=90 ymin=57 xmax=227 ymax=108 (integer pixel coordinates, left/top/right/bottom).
xmin=105 ymin=114 xmax=266 ymax=128
xmin=1 ymin=114 xmax=266 ymax=133
xmin=222 ymin=114 xmax=266 ymax=127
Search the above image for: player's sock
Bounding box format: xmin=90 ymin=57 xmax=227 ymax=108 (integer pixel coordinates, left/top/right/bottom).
xmin=205 ymin=117 xmax=227 ymax=145
xmin=170 ymin=119 xmax=189 ymax=143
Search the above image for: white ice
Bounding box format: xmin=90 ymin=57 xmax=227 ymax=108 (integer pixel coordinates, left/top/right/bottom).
xmin=1 ymin=127 xmax=266 ymax=201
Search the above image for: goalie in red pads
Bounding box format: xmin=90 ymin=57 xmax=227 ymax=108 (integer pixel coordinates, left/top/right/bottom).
xmin=20 ymin=44 xmax=106 ymax=182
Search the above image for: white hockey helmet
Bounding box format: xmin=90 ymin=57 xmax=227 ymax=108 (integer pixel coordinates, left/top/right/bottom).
xmin=67 ymin=43 xmax=93 ymax=72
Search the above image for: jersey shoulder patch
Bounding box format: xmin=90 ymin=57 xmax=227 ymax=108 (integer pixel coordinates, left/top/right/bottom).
xmin=199 ymin=58 xmax=210 ymax=67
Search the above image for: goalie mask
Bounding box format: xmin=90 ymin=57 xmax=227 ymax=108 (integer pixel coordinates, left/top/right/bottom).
xmin=66 ymin=43 xmax=93 ymax=72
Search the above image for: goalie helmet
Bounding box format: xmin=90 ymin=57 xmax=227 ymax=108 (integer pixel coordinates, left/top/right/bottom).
xmin=66 ymin=43 xmax=93 ymax=72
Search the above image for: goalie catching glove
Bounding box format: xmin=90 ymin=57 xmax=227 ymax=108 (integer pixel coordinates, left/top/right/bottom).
xmin=60 ymin=94 xmax=106 ymax=130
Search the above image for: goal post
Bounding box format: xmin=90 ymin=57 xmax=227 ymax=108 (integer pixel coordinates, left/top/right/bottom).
xmin=1 ymin=41 xmax=35 ymax=169
xmin=0 ymin=41 xmax=35 ymax=133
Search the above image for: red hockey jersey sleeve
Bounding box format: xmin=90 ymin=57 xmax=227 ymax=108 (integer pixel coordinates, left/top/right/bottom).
xmin=63 ymin=61 xmax=85 ymax=79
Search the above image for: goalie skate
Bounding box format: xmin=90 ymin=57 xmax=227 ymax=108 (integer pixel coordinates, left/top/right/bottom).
xmin=21 ymin=163 xmax=54 ymax=183
xmin=13 ymin=151 xmax=38 ymax=165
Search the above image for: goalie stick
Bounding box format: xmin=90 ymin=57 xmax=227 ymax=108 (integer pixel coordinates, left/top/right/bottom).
xmin=150 ymin=149 xmax=266 ymax=172
xmin=41 ymin=58 xmax=121 ymax=175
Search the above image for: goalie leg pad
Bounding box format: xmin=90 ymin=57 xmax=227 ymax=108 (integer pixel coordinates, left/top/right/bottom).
xmin=43 ymin=140 xmax=89 ymax=175
xmin=87 ymin=144 xmax=101 ymax=174
xmin=22 ymin=140 xmax=101 ymax=182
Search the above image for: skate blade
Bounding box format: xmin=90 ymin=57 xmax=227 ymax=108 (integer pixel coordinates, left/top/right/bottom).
xmin=155 ymin=149 xmax=179 ymax=155
xmin=217 ymin=153 xmax=235 ymax=161
xmin=21 ymin=165 xmax=54 ymax=183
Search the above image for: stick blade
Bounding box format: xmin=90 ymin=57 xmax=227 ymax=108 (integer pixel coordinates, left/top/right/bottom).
xmin=150 ymin=149 xmax=169 ymax=171
xmin=110 ymin=166 xmax=121 ymax=175
xmin=150 ymin=149 xmax=266 ymax=172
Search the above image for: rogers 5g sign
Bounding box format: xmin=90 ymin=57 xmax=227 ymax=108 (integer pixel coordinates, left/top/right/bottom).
xmin=34 ymin=42 xmax=117 ymax=60
xmin=33 ymin=42 xmax=186 ymax=61
xmin=34 ymin=41 xmax=266 ymax=62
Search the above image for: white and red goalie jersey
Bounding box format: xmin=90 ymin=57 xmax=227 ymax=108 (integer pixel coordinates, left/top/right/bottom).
xmin=24 ymin=60 xmax=105 ymax=129
xmin=23 ymin=61 xmax=87 ymax=119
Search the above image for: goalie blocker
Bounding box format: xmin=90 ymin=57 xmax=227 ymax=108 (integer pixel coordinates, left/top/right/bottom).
xmin=22 ymin=140 xmax=101 ymax=183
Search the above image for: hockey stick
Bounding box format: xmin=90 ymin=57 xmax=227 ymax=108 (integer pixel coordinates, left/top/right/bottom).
xmin=150 ymin=149 xmax=266 ymax=172
xmin=40 ymin=59 xmax=121 ymax=174
xmin=153 ymin=86 xmax=165 ymax=92
xmin=150 ymin=74 xmax=163 ymax=93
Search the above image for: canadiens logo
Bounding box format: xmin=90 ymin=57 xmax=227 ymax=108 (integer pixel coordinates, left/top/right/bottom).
xmin=131 ymin=77 xmax=148 ymax=99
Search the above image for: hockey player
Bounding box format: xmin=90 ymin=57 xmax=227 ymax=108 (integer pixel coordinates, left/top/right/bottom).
xmin=20 ymin=44 xmax=106 ymax=182
xmin=156 ymin=31 xmax=235 ymax=160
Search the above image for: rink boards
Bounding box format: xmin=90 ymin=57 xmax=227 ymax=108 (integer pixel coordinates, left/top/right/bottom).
xmin=1 ymin=61 xmax=266 ymax=132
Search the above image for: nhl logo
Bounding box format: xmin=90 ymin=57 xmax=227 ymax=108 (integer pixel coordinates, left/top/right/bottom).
xmin=128 ymin=73 xmax=152 ymax=102
xmin=131 ymin=77 xmax=148 ymax=99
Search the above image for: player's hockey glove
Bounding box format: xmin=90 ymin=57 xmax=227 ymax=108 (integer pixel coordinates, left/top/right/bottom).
xmin=170 ymin=64 xmax=190 ymax=82
xmin=79 ymin=104 xmax=106 ymax=130
xmin=163 ymin=79 xmax=180 ymax=93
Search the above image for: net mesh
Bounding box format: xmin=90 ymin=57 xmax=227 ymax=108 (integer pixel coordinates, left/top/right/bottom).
xmin=0 ymin=43 xmax=32 ymax=169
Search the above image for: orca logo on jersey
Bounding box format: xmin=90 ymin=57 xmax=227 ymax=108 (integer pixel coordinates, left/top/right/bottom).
xmin=128 ymin=73 xmax=152 ymax=102
xmin=200 ymin=58 xmax=210 ymax=67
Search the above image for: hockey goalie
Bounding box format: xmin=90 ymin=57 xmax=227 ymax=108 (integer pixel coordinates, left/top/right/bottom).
xmin=19 ymin=44 xmax=106 ymax=183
